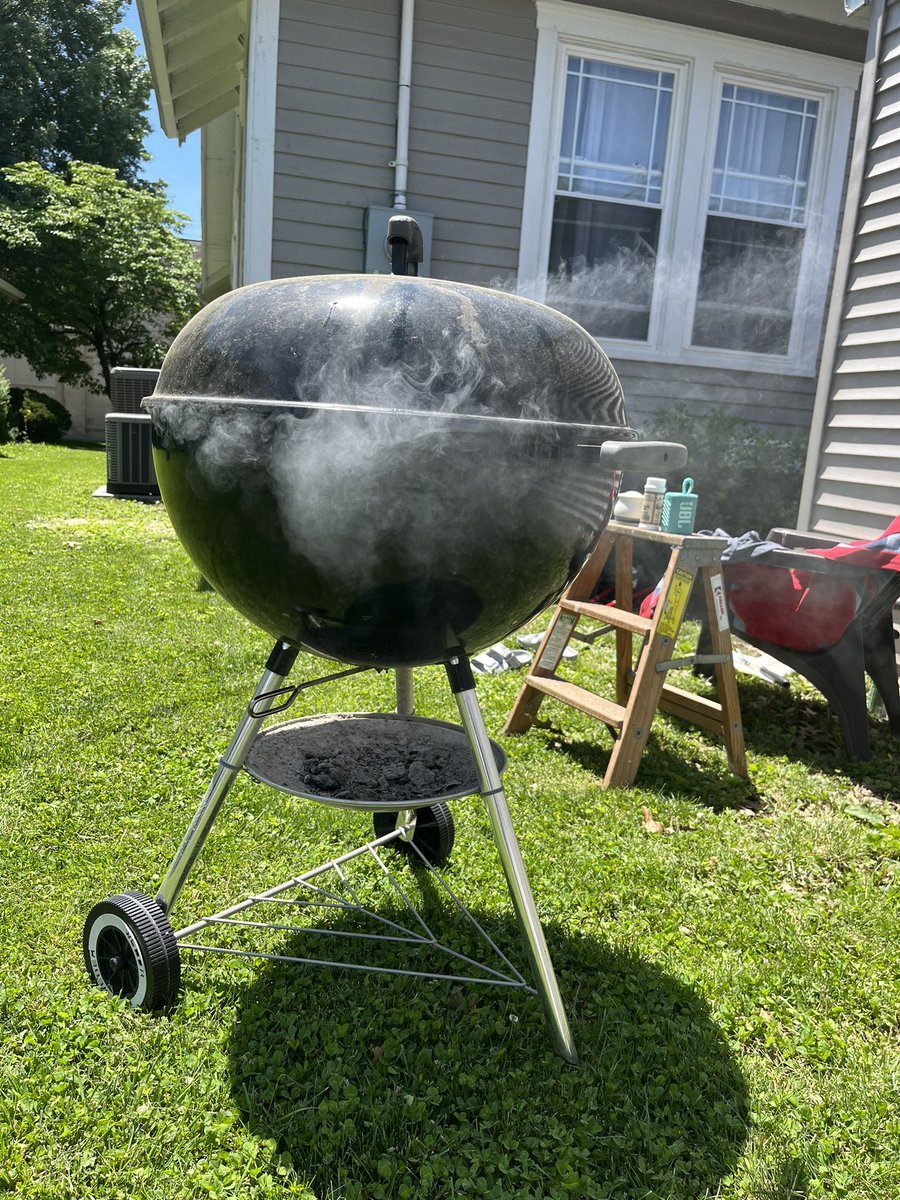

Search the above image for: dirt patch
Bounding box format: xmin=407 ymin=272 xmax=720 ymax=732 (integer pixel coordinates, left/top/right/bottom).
xmin=247 ymin=714 xmax=504 ymax=805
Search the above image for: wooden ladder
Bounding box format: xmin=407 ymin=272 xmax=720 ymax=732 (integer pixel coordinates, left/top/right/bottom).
xmin=504 ymin=520 xmax=748 ymax=789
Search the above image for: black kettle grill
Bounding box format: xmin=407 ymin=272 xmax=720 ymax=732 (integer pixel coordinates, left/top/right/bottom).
xmin=83 ymin=218 xmax=686 ymax=1062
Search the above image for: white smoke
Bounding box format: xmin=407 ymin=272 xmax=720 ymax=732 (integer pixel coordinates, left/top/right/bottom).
xmin=495 ymin=234 xmax=804 ymax=355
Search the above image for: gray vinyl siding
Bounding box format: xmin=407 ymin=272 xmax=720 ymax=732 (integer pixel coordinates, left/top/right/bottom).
xmin=406 ymin=0 xmax=535 ymax=283
xmin=272 ymin=0 xmax=535 ymax=283
xmin=804 ymin=0 xmax=900 ymax=542
xmin=613 ymin=360 xmax=815 ymax=436
xmin=273 ymin=0 xmax=400 ymax=277
xmin=270 ymin=0 xmax=854 ymax=435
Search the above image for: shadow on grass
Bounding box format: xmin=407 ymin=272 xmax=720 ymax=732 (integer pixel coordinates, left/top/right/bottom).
xmin=225 ymin=901 xmax=749 ymax=1200
xmin=716 ymin=674 xmax=899 ymax=798
xmin=543 ymin=729 xmax=760 ymax=810
xmin=520 ymin=670 xmax=899 ymax=804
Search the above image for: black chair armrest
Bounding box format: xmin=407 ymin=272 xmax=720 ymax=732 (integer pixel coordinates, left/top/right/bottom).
xmin=733 ymin=544 xmax=886 ymax=584
xmin=766 ymin=527 xmax=847 ymax=550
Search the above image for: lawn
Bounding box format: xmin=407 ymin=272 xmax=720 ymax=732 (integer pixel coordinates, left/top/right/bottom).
xmin=1 ymin=441 xmax=898 ymax=1200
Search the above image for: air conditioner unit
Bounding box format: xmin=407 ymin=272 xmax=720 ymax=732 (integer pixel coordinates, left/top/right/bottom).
xmin=105 ymin=413 xmax=160 ymax=498
xmin=109 ymin=367 xmax=161 ymax=414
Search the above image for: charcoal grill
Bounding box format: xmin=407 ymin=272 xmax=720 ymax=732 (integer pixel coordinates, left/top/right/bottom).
xmin=82 ymin=219 xmax=686 ymax=1062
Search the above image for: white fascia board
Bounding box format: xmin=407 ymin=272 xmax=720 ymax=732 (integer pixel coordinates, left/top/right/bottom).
xmin=202 ymin=113 xmax=238 ymax=298
xmin=239 ymin=0 xmax=280 ymax=285
xmin=136 ymin=0 xmax=179 ymax=138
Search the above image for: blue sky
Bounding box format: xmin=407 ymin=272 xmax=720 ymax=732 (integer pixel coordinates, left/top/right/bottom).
xmin=121 ymin=2 xmax=202 ymax=239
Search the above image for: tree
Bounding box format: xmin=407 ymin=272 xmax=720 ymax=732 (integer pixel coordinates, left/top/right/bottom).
xmin=0 ymin=0 xmax=151 ymax=183
xmin=0 ymin=161 xmax=201 ymax=395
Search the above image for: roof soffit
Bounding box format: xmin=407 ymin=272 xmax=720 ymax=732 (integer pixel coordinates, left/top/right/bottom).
xmin=137 ymin=0 xmax=249 ymax=139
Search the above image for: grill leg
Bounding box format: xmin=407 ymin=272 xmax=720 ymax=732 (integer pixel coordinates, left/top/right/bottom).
xmin=446 ymin=655 xmax=578 ymax=1065
xmin=154 ymin=641 xmax=299 ymax=916
xmin=395 ymin=667 xmax=415 ymax=715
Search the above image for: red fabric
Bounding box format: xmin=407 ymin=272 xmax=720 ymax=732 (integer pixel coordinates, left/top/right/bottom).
xmin=806 ymin=514 xmax=900 ymax=569
xmin=727 ymin=517 xmax=900 ymax=652
xmin=724 ymin=563 xmax=857 ymax=651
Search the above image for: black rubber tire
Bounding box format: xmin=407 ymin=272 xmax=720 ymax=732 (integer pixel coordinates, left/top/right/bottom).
xmin=83 ymin=891 xmax=180 ymax=1010
xmin=373 ymin=803 xmax=455 ymax=867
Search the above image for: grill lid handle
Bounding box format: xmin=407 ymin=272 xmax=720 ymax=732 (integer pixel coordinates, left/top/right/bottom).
xmin=599 ymin=440 xmax=688 ymax=471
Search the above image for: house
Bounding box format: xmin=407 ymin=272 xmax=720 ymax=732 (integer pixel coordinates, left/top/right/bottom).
xmin=0 ymin=355 xmax=109 ymax=441
xmin=1 ymin=276 xmax=104 ymax=440
xmin=136 ymin=0 xmax=871 ymax=439
xmin=799 ymin=0 xmax=900 ymax=542
xmin=136 ymin=0 xmax=869 ymax=442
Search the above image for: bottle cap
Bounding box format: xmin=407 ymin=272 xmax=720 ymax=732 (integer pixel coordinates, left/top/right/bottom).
xmin=644 ymin=477 xmax=666 ymax=490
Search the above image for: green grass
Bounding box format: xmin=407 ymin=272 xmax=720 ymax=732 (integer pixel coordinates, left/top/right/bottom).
xmin=1 ymin=442 xmax=898 ymax=1200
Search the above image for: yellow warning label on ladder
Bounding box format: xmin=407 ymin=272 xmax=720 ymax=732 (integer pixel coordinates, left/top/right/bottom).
xmin=656 ymin=568 xmax=693 ymax=640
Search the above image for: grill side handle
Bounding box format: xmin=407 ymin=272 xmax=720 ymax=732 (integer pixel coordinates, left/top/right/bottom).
xmin=599 ymin=440 xmax=687 ymax=472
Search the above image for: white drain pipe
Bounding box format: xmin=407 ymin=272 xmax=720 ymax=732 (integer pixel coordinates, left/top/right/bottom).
xmin=392 ymin=0 xmax=415 ymax=209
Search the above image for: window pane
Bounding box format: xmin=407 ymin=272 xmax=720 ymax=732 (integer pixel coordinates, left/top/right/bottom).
xmin=692 ymin=82 xmax=818 ymax=355
xmin=709 ymin=85 xmax=818 ymax=223
xmin=550 ymin=55 xmax=672 ymax=342
xmin=691 ymin=216 xmax=804 ymax=354
xmin=557 ymin=57 xmax=674 ymax=205
xmin=548 ymin=196 xmax=660 ymax=341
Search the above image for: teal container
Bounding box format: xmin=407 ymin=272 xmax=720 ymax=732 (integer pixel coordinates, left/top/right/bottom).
xmin=661 ymin=478 xmax=698 ymax=534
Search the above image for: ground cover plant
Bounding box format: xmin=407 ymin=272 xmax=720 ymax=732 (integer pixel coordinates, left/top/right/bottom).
xmin=1 ymin=442 xmax=898 ymax=1199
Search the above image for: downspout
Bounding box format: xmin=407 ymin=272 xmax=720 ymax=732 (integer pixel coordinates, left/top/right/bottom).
xmin=392 ymin=0 xmax=415 ymax=209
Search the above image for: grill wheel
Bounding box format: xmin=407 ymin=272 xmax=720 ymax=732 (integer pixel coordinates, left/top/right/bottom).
xmin=372 ymin=803 xmax=455 ymax=867
xmin=83 ymin=891 xmax=180 ymax=1009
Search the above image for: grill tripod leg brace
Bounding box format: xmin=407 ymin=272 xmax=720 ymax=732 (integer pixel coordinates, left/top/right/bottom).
xmin=446 ymin=654 xmax=578 ymax=1065
xmin=154 ymin=640 xmax=299 ymax=916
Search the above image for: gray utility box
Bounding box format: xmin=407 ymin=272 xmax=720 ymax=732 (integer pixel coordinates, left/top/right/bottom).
xmin=106 ymin=368 xmax=161 ymax=498
xmin=105 ymin=413 xmax=159 ymax=498
xmin=110 ymin=366 xmax=161 ymax=413
xmin=364 ymin=207 xmax=433 ymax=275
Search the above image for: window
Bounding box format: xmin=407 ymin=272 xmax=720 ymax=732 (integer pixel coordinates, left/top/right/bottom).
xmin=519 ymin=6 xmax=858 ymax=375
xmin=692 ymin=85 xmax=819 ymax=354
xmin=549 ymin=58 xmax=673 ymax=340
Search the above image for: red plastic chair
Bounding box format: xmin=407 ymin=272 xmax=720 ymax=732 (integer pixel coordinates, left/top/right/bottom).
xmin=697 ymin=523 xmax=900 ymax=760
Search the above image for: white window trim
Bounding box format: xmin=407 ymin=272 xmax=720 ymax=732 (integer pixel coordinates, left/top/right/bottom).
xmin=518 ymin=2 xmax=860 ymax=377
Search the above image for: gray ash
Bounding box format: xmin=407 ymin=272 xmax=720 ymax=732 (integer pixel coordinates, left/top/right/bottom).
xmin=246 ymin=714 xmax=500 ymax=805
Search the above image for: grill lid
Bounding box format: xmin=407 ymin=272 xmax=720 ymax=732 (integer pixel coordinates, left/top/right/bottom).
xmin=148 ymin=273 xmax=630 ymax=434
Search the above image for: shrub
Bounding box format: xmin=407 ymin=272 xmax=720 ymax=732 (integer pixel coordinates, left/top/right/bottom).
xmin=8 ymin=386 xmax=73 ymax=444
xmin=643 ymin=401 xmax=807 ymax=536
xmin=0 ymin=365 xmax=10 ymax=444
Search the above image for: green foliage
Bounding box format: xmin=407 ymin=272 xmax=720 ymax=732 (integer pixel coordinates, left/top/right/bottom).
xmin=644 ymin=402 xmax=807 ymax=536
xmin=8 ymin=385 xmax=72 ymax=443
xmin=0 ymin=160 xmax=200 ymax=395
xmin=0 ymin=0 xmax=150 ymax=183
xmin=1 ymin=444 xmax=898 ymax=1199
xmin=0 ymin=362 xmax=10 ymax=443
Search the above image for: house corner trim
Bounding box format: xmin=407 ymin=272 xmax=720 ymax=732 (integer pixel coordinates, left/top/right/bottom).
xmin=240 ymin=0 xmax=280 ymax=286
